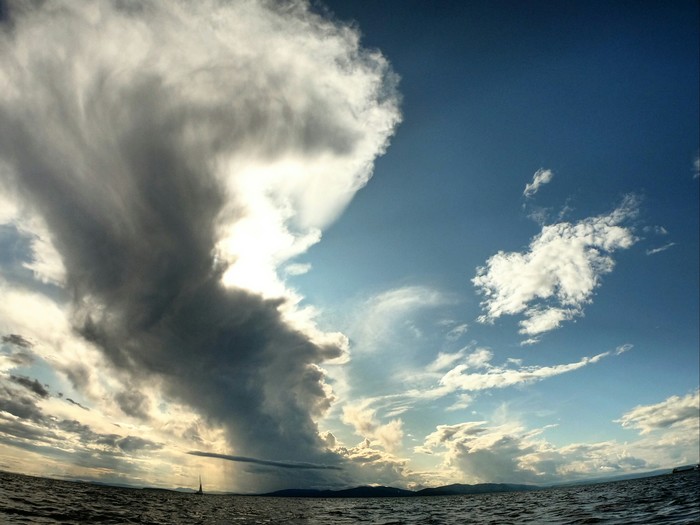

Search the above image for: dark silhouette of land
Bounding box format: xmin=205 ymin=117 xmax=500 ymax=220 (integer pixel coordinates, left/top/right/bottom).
xmin=3 ymin=465 xmax=695 ymax=498
xmin=262 ymin=482 xmax=538 ymax=498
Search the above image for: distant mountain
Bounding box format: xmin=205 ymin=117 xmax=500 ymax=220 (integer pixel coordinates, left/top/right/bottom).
xmin=551 ymin=469 xmax=673 ymax=488
xmin=415 ymin=482 xmax=538 ymax=496
xmin=262 ymin=483 xmax=537 ymax=498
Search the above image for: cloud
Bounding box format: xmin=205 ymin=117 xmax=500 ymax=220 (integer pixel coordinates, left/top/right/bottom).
xmin=646 ymin=242 xmax=676 ymax=256
xmin=434 ymin=346 xmax=627 ymax=394
xmin=342 ymin=402 xmax=404 ymax=452
xmin=187 ymin=450 xmax=342 ymax=471
xmin=523 ymin=168 xmax=554 ymax=198
xmin=344 ymin=344 xmax=630 ymax=429
xmin=328 ymin=437 xmax=421 ymax=489
xmin=9 ymin=375 xmax=49 ymax=398
xmin=64 ymin=398 xmax=89 ymax=411
xmin=418 ymin=388 xmax=699 ymax=485
xmin=616 ymin=390 xmax=700 ymax=435
xmin=418 ymin=421 xmax=646 ymax=485
xmin=351 ymin=285 xmax=452 ymax=353
xmin=114 ymin=389 xmax=150 ymax=420
xmin=2 ymin=334 xmax=32 ymax=349
xmin=445 ymin=323 xmax=469 ymax=342
xmin=0 ymin=0 xmax=400 ymax=490
xmin=473 ymin=195 xmax=639 ymax=337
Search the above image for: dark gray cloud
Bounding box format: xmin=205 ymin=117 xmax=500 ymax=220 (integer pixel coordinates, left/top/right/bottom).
xmin=0 ymin=416 xmax=60 ymax=444
xmin=64 ymin=397 xmax=89 ymax=411
xmin=9 ymin=374 xmax=49 ymax=398
xmin=187 ymin=450 xmax=343 ymax=471
xmin=59 ymin=364 xmax=91 ymax=393
xmin=116 ymin=436 xmax=162 ymax=453
xmin=0 ymin=382 xmax=160 ymax=455
xmin=0 ymin=390 xmax=45 ymax=422
xmin=2 ymin=333 xmax=32 ymax=348
xmin=0 ymin=0 xmax=399 ymax=490
xmin=114 ymin=389 xmax=149 ymax=419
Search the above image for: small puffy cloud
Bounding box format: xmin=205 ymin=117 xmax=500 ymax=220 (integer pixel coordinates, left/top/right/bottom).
xmin=693 ymin=152 xmax=699 ymax=179
xmin=616 ymin=389 xmax=700 ymax=435
xmin=283 ymin=263 xmax=312 ymax=277
xmin=473 ymin=195 xmax=639 ymax=337
xmin=523 ymin=168 xmax=554 ymax=198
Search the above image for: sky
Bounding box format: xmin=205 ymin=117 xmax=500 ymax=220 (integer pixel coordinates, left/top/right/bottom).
xmin=0 ymin=0 xmax=697 ymax=493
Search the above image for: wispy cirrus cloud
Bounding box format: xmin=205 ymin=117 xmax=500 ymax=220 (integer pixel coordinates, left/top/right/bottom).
xmin=473 ymin=195 xmax=639 ymax=338
xmin=433 ymin=345 xmax=631 ymax=394
xmin=346 ymin=345 xmax=631 ymax=425
xmin=523 ymin=168 xmax=554 ymax=198
xmin=646 ymin=242 xmax=676 ymax=256
xmin=351 ymin=286 xmax=453 ymax=353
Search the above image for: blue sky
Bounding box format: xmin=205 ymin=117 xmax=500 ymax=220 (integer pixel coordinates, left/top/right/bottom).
xmin=0 ymin=0 xmax=697 ymax=492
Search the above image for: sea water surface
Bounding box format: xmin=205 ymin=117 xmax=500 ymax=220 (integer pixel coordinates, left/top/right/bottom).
xmin=1 ymin=469 xmax=698 ymax=524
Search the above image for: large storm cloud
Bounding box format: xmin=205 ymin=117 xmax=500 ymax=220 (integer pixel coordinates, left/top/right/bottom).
xmin=0 ymin=0 xmax=400 ymax=482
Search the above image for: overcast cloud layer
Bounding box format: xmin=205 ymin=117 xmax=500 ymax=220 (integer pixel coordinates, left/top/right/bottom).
xmin=0 ymin=0 xmax=399 ymax=490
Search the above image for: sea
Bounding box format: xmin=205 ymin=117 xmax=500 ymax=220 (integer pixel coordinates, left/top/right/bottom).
xmin=0 ymin=469 xmax=698 ymax=524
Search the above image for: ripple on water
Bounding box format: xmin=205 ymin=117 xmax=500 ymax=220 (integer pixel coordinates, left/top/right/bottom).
xmin=1 ymin=470 xmax=698 ymax=524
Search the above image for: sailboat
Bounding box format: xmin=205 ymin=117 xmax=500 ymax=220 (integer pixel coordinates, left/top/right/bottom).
xmin=196 ymin=475 xmax=203 ymax=495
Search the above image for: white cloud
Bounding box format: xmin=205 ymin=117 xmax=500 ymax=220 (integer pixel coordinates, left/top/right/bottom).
xmin=435 ymin=347 xmax=623 ymax=393
xmin=445 ymin=323 xmax=469 ymax=341
xmin=523 ymin=168 xmax=554 ymax=198
xmin=446 ymin=394 xmax=474 ymax=411
xmin=342 ymin=402 xmax=404 ymax=452
xmin=426 ymin=348 xmax=469 ymax=373
xmin=646 ymin=242 xmax=676 ymax=256
xmin=616 ymin=390 xmax=700 ymax=435
xmin=353 ymin=345 xmax=631 ymax=424
xmin=351 ymin=286 xmax=452 ymax=353
xmin=283 ymin=262 xmax=312 ymax=276
xmin=473 ymin=195 xmax=639 ymax=337
xmin=417 ymin=399 xmax=698 ymax=485
xmin=331 ymin=438 xmax=418 ymax=488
